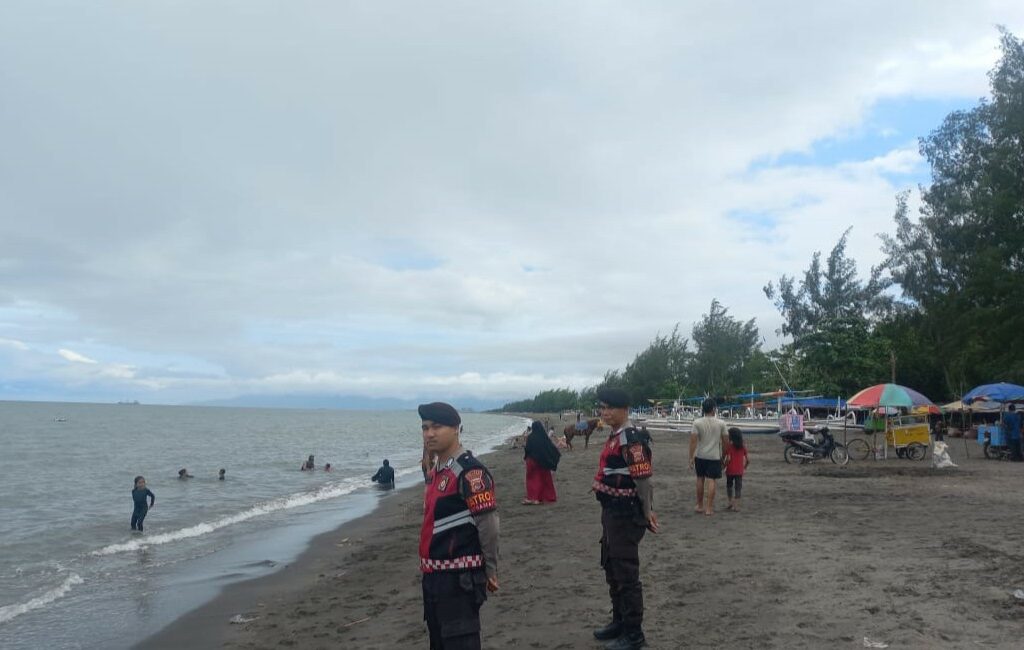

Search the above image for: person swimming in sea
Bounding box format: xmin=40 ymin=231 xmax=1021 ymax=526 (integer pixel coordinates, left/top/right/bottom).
xmin=371 ymin=459 xmax=395 ymax=489
xmin=324 ymin=463 xmax=332 ymax=472
xmin=300 ymin=455 xmax=315 ymax=471
xmin=131 ymin=476 xmax=155 ymax=532
xmin=218 ymin=468 xmax=226 ymax=480
xmin=177 ymin=468 xmax=193 ymax=479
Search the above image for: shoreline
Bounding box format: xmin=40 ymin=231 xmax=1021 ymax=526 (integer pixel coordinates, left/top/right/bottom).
xmin=136 ymin=415 xmax=535 ymax=649
xmin=141 ymin=419 xmax=1024 ymax=650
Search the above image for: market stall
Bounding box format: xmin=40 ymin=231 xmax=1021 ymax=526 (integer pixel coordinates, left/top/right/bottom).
xmin=845 ymin=383 xmax=939 ymax=461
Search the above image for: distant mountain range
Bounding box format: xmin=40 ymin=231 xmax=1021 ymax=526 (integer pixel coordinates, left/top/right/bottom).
xmin=191 ymin=393 xmax=510 ymax=412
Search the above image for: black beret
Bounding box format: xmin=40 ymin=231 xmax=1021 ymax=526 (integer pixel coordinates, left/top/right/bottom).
xmin=597 ymin=387 xmax=630 ymax=408
xmin=417 ymin=402 xmax=461 ymax=427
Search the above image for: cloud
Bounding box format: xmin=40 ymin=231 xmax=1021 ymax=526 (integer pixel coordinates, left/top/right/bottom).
xmin=0 ymin=337 xmax=29 ymax=351
xmin=58 ymin=349 xmax=98 ymax=365
xmin=1 ymin=2 xmax=1022 ymax=403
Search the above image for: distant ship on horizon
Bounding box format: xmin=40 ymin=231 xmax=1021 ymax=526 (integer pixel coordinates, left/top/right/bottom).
xmin=117 ymin=399 xmax=141 ymax=405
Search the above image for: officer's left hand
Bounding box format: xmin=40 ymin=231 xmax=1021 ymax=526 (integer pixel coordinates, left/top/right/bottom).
xmin=646 ymin=512 xmax=660 ymax=534
xmin=486 ymin=576 xmax=500 ymax=593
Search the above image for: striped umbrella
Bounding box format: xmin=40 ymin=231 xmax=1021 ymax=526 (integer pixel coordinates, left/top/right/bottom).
xmin=847 ymin=383 xmax=939 ymax=414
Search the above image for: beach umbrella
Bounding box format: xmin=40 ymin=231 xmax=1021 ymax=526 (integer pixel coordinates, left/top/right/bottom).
xmin=847 ymin=383 xmax=939 ymax=414
xmin=962 ymin=382 xmax=1024 ymax=404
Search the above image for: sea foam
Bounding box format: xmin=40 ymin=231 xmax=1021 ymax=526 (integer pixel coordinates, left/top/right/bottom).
xmin=0 ymin=573 xmax=84 ymax=625
xmin=91 ymin=477 xmax=366 ymax=556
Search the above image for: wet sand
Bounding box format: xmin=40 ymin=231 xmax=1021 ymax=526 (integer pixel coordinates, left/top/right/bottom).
xmin=139 ymin=424 xmax=1024 ymax=649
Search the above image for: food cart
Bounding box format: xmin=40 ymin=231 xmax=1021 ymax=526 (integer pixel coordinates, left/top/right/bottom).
xmin=886 ymin=414 xmax=930 ymax=460
xmin=845 ymin=384 xmax=938 ymax=461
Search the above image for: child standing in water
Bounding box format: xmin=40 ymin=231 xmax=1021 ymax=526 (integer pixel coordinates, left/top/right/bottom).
xmin=131 ymin=476 xmax=155 ymax=532
xmin=723 ymin=428 xmax=749 ymax=512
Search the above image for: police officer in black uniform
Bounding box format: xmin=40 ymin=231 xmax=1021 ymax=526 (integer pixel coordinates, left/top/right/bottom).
xmin=591 ymin=387 xmax=657 ymax=649
xmin=418 ymin=402 xmax=500 ymax=650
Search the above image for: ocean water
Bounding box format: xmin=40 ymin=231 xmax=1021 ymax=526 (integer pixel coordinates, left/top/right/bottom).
xmin=0 ymin=401 xmax=527 ymax=649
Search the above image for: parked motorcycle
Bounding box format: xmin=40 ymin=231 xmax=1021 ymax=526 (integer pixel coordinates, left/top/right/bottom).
xmin=780 ymin=426 xmax=850 ymax=466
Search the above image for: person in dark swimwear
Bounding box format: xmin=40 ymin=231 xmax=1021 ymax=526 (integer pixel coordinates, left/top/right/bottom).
xmin=218 ymin=468 xmax=226 ymax=480
xmin=131 ymin=476 xmax=155 ymax=532
xmin=371 ymin=459 xmax=395 ymax=488
xmin=177 ymin=468 xmax=193 ymax=479
xmin=300 ymin=455 xmax=315 ymax=471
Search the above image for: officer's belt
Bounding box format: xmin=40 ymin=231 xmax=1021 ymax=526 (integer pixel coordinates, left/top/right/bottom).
xmin=592 ymin=480 xmax=637 ymax=498
xmin=420 ymin=554 xmax=484 ymax=572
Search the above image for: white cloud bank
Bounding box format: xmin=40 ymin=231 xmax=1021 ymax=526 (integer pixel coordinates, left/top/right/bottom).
xmin=1 ymin=2 xmax=1022 ymax=403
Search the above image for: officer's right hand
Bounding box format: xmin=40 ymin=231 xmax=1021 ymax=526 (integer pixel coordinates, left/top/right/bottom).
xmin=486 ymin=575 xmax=499 ymax=593
xmin=647 ymin=512 xmax=660 ymax=534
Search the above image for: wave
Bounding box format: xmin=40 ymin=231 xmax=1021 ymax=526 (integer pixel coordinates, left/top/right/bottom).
xmin=0 ymin=573 xmax=83 ymax=625
xmin=91 ymin=477 xmax=367 ymax=556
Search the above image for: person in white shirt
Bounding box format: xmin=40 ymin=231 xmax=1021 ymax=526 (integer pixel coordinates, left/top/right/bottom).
xmin=688 ymin=398 xmax=730 ymax=516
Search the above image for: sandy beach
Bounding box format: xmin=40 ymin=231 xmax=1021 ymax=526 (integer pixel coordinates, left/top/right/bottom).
xmin=139 ymin=421 xmax=1024 ymax=649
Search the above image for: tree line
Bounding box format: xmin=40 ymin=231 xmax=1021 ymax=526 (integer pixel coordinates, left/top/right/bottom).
xmin=501 ymin=29 xmax=1024 ymax=414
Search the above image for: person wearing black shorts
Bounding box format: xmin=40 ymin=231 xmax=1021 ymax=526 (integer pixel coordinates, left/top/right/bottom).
xmin=694 ymin=457 xmax=722 ymax=480
xmin=689 ymin=398 xmax=729 ymax=516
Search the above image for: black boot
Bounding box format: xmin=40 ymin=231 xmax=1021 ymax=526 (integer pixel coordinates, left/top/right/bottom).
xmin=592 ymin=619 xmax=623 ymax=641
xmin=604 ymin=628 xmax=646 ymax=649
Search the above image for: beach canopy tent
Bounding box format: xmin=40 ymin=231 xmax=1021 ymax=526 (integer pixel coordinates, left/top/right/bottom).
xmin=847 ymin=383 xmax=940 ymax=414
xmin=961 ymin=383 xmax=1024 ymax=456
xmin=780 ymin=397 xmax=847 ymax=410
xmin=942 ymin=399 xmax=1001 ymax=413
xmin=962 ymin=382 xmax=1024 ymax=405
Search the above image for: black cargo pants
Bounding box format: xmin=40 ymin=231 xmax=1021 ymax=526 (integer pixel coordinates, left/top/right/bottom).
xmin=600 ymin=506 xmax=647 ymax=629
xmin=422 ymin=569 xmax=488 ymax=649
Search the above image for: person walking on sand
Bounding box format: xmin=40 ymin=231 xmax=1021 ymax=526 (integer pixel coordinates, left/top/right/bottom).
xmin=418 ymin=402 xmax=499 ymax=650
xmin=723 ymin=427 xmax=750 ymax=512
xmin=591 ymin=387 xmax=657 ymax=650
xmin=690 ymin=398 xmax=730 ymax=516
xmin=523 ymin=420 xmax=560 ymax=505
xmin=131 ymin=476 xmax=155 ymax=532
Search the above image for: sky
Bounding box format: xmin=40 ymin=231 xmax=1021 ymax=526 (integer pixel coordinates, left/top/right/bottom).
xmin=1 ymin=2 xmax=1023 ymax=406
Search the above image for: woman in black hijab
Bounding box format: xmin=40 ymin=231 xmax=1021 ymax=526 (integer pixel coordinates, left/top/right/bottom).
xmin=523 ymin=420 xmax=560 ymax=505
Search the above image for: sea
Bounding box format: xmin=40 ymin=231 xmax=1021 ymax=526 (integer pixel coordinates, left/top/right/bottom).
xmin=0 ymin=401 xmax=528 ymax=650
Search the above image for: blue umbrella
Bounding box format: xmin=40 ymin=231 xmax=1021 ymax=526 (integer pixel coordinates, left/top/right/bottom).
xmin=963 ymin=382 xmax=1024 ymax=404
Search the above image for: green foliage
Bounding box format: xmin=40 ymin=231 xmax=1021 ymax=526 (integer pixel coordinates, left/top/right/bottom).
xmin=764 ymin=231 xmax=894 ymax=396
xmin=500 ymin=388 xmax=581 ymax=413
xmin=764 ymin=228 xmax=892 ymax=339
xmin=883 ymin=28 xmax=1024 ymax=391
xmin=611 ymin=326 xmax=691 ymax=406
xmin=689 ymin=300 xmax=761 ymax=394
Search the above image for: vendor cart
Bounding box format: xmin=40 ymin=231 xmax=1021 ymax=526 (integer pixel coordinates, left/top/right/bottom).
xmin=886 ymin=415 xmax=930 ymax=459
xmin=846 ymin=414 xmax=929 ymax=461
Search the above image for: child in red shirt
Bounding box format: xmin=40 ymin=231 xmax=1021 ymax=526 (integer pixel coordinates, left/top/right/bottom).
xmin=723 ymin=427 xmax=749 ymax=512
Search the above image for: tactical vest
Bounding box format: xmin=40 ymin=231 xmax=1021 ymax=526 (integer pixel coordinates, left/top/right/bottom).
xmin=420 ymin=450 xmax=495 ymax=573
xmin=593 ymin=426 xmax=652 ymax=507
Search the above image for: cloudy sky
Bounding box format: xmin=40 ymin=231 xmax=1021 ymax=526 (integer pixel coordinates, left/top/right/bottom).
xmin=1 ymin=2 xmax=1022 ymax=405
